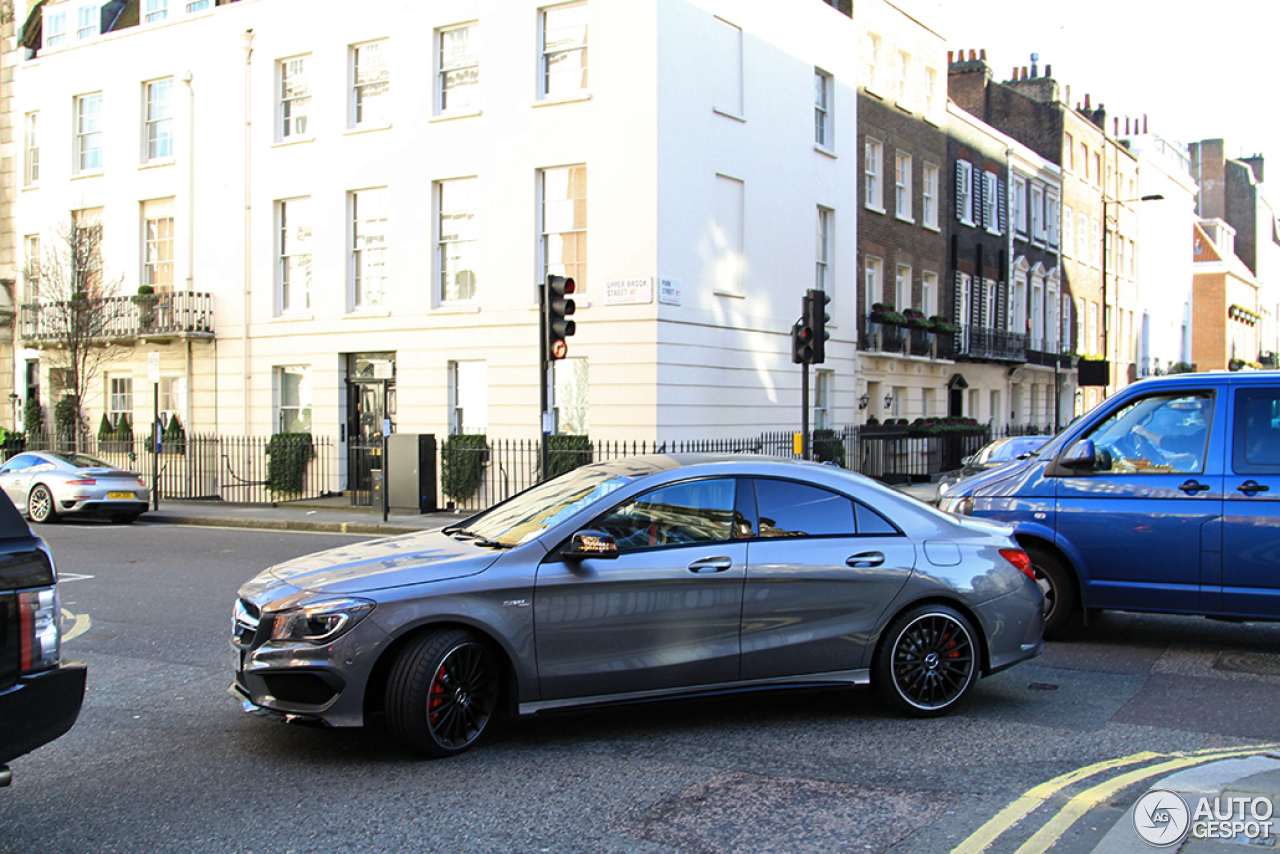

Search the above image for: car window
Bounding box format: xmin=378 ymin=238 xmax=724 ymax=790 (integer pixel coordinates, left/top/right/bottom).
xmin=1234 ymin=389 xmax=1280 ymax=473
xmin=1086 ymin=392 xmax=1213 ymax=475
xmin=855 ymin=502 xmax=899 ymax=535
xmin=594 ymin=478 xmax=738 ymax=551
xmin=0 ymin=454 xmax=39 ymax=473
xmin=753 ymin=479 xmax=855 ymax=537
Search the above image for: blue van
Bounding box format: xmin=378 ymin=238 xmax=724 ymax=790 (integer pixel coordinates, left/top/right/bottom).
xmin=939 ymin=372 xmax=1280 ymax=638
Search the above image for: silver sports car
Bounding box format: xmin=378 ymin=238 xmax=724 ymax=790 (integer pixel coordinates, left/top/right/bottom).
xmin=0 ymin=450 xmax=150 ymax=524
xmin=231 ymin=455 xmax=1045 ymax=757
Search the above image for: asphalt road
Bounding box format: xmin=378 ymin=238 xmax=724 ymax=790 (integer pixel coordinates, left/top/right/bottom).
xmin=3 ymin=520 xmax=1279 ymax=854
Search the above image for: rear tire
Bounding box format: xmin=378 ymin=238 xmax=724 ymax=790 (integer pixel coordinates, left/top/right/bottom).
xmin=1026 ymin=544 xmax=1078 ymax=640
xmin=28 ymin=485 xmax=59 ymax=524
xmin=874 ymin=603 xmax=978 ymax=717
xmin=386 ymin=628 xmax=499 ymax=758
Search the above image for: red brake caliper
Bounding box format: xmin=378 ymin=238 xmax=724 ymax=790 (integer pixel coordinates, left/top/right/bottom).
xmin=944 ymin=632 xmax=960 ymax=659
xmin=429 ymin=664 xmax=447 ymax=724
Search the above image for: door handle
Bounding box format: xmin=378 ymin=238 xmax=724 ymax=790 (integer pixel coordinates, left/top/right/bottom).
xmin=1237 ymin=480 xmax=1271 ymax=496
xmin=1179 ymin=479 xmax=1211 ymax=495
xmin=687 ymin=556 xmax=733 ymax=573
xmin=847 ymin=551 xmax=886 ymax=568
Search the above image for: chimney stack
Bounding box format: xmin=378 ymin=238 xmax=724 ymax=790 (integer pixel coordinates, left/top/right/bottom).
xmin=1084 ymin=93 xmax=1091 ymax=109
xmin=1143 ymin=114 xmax=1148 ymax=134
xmin=969 ymin=49 xmax=976 ymax=61
xmin=980 ymin=49 xmax=987 ymax=60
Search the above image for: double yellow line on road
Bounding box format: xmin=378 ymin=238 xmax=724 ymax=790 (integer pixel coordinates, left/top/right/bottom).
xmin=951 ymin=743 xmax=1280 ymax=854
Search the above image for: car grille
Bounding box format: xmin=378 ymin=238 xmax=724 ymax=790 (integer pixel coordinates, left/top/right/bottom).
xmin=232 ymin=598 xmax=260 ymax=648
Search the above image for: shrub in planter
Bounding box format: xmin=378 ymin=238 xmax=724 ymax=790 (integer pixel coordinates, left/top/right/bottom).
xmin=266 ymin=433 xmax=315 ymax=496
xmin=440 ymin=433 xmax=490 ymax=503
xmin=929 ymin=315 xmax=961 ymax=334
xmin=54 ymin=395 xmax=80 ymax=441
xmin=164 ymin=414 xmax=187 ymax=454
xmin=811 ymin=428 xmax=845 ymax=467
xmin=97 ymin=413 xmax=114 ymax=441
xmin=869 ymin=302 xmax=907 ymax=326
xmin=546 ymin=434 xmax=592 ymax=479
xmin=23 ymin=399 xmax=44 ymax=438
xmin=113 ymin=413 xmax=133 ymax=443
xmin=903 ymin=308 xmax=931 ymax=329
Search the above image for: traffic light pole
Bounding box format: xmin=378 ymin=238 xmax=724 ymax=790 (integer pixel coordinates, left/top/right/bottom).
xmin=538 ymin=282 xmax=549 ymax=481
xmin=800 ymin=361 xmax=810 ymax=461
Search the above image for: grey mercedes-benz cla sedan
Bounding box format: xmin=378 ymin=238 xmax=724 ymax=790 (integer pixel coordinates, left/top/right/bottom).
xmin=231 ymin=455 xmax=1044 ymax=757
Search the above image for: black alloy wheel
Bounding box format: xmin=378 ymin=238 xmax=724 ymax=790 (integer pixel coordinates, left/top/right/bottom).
xmin=875 ymin=604 xmax=978 ymax=717
xmin=387 ymin=628 xmax=499 ymax=757
xmin=28 ymin=484 xmax=58 ymax=524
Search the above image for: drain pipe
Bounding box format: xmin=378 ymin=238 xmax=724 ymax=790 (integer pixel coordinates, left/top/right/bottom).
xmin=241 ymin=29 xmax=254 ymax=434
xmin=183 ymin=70 xmax=196 ymax=433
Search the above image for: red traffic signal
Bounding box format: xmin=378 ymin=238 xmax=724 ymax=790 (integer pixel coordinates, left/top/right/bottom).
xmin=546 ymin=275 xmax=576 ymax=361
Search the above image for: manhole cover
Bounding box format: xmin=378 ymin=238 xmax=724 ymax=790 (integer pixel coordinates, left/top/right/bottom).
xmin=1214 ymin=651 xmax=1280 ymax=677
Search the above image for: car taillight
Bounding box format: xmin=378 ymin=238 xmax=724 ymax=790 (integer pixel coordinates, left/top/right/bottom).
xmin=1000 ymin=548 xmax=1035 ymax=581
xmin=17 ymin=588 xmax=60 ymax=674
xmin=65 ymin=479 xmax=96 ymax=486
xmin=137 ymin=478 xmax=147 ymax=488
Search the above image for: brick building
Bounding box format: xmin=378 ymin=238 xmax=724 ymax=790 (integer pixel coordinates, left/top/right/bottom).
xmin=1193 ymin=219 xmax=1263 ymax=371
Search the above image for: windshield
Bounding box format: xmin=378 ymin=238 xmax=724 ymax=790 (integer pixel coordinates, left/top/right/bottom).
xmin=457 ymin=458 xmax=669 ymax=546
xmin=48 ymin=452 xmax=116 ymax=469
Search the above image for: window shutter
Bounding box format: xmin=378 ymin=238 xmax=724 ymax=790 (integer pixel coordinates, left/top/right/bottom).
xmin=998 ymin=179 xmax=1007 ymax=234
xmin=973 ymin=169 xmax=984 ymax=228
xmin=954 ymin=161 xmax=964 ymax=221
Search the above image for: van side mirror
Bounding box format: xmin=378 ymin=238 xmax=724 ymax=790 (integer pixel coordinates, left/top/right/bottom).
xmin=561 ymin=529 xmax=619 ymax=561
xmin=1058 ymin=439 xmax=1101 ymax=471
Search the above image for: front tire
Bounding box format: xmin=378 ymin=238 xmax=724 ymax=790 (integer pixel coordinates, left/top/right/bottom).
xmin=874 ymin=604 xmax=978 ymax=717
xmin=386 ymin=628 xmax=499 ymax=758
xmin=1026 ymin=544 xmax=1078 ymax=640
xmin=28 ymin=485 xmax=59 ymax=524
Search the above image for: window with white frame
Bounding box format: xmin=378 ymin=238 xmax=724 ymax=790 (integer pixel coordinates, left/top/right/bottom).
xmin=711 ymin=17 xmax=742 ymax=116
xmin=863 ymin=33 xmax=881 ymax=92
xmin=1046 ymin=192 xmax=1059 ymax=247
xmin=448 ymin=361 xmax=488 ymax=434
xmin=278 ymin=198 xmax=312 ymax=313
xmin=279 ymin=57 xmax=311 ymax=140
xmin=895 ymin=151 xmax=912 ymax=220
xmin=1077 ymin=211 xmax=1088 ymax=260
xmin=438 ymin=178 xmax=478 ymax=303
xmin=956 ymin=273 xmax=970 ymax=331
xmin=1062 ymin=204 xmax=1074 ymax=255
xmin=438 ymin=23 xmax=479 ymax=113
xmin=1129 ymin=238 xmax=1136 ymax=277
xmin=1030 ymin=185 xmax=1045 ymax=242
xmin=895 ymin=264 xmax=911 ymax=310
xmin=896 ymin=50 xmax=911 ymax=108
xmin=1013 ymin=271 xmax=1028 ymax=335
xmin=44 ymin=6 xmax=66 ymax=48
xmin=553 ymin=357 xmax=589 ymax=435
xmin=142 ymin=198 xmax=174 ymax=290
xmin=23 ymin=235 xmax=40 ymax=304
xmin=814 ymin=370 xmax=832 ymax=430
xmin=924 ymin=67 xmax=938 ymax=118
xmin=1047 ymin=282 xmax=1060 ymax=350
xmin=1091 ymin=219 xmax=1100 ymax=265
xmin=187 ymin=0 xmax=211 ymax=11
xmin=1065 ymin=133 xmax=1075 ymax=171
xmin=108 ymin=376 xmax=134 ymax=427
xmin=144 ymin=78 xmax=174 ymax=162
xmin=543 ymin=165 xmax=587 ymax=292
xmin=541 ymin=3 xmax=588 ymax=98
xmin=864 ymin=256 xmax=883 ymax=313
xmin=159 ymin=376 xmax=186 ymax=427
xmin=1117 ymin=237 xmax=1125 ymax=277
xmin=275 ymin=366 xmax=312 ymax=433
xmin=76 ymin=4 xmax=97 ymax=39
xmin=983 ymin=279 xmax=996 ymax=330
xmin=23 ymin=112 xmax=38 ymax=186
xmin=711 ymin=174 xmax=743 ymax=296
xmin=75 ymin=93 xmax=103 ymax=172
xmin=352 ymin=187 xmax=389 ymax=308
xmin=865 ymin=138 xmax=884 ymax=210
xmin=144 ymin=0 xmax=167 ymax=23
xmin=1076 ymin=297 xmax=1086 ymax=350
xmin=955 ymin=160 xmax=973 ymax=225
xmin=72 ymin=207 xmax=103 ymax=294
xmin=922 ymin=163 xmax=938 ymax=228
xmin=984 ymin=172 xmax=1000 ymax=234
xmin=814 ymin=68 xmax=831 ymax=148
xmin=815 ymin=207 xmax=831 ymax=292
xmin=922 ymin=271 xmax=937 ymax=317
xmin=1011 ymin=178 xmax=1026 ymax=235
xmin=351 ymin=40 xmax=390 ymax=129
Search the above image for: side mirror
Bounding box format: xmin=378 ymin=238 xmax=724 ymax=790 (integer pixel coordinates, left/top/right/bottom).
xmin=1058 ymin=439 xmax=1098 ymax=470
xmin=960 ymin=454 xmax=975 ymax=465
xmin=561 ymin=529 xmax=618 ymax=561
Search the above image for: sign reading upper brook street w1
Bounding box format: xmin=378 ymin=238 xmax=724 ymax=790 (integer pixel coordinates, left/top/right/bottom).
xmin=603 ymin=278 xmax=653 ymax=305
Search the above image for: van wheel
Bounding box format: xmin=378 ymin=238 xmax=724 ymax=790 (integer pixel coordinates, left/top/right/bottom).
xmin=1026 ymin=544 xmax=1077 ymax=639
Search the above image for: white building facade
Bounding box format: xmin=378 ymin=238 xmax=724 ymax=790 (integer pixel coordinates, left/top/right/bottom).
xmin=12 ymin=0 xmax=861 ymax=451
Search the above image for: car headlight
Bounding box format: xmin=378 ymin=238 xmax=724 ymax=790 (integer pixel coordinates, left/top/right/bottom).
xmin=268 ymin=597 xmax=375 ymax=645
xmin=939 ymin=495 xmax=974 ymax=516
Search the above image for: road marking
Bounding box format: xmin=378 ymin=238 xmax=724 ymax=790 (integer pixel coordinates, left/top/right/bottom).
xmin=58 ymin=572 xmax=96 ymax=582
xmin=61 ymin=607 xmax=91 ymax=643
xmin=952 ymin=743 xmax=1280 ymax=854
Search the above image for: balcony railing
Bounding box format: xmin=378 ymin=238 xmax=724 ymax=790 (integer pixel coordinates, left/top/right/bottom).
xmin=861 ymin=320 xmax=953 ymax=360
xmin=19 ymin=291 xmax=214 ymax=344
xmin=956 ymin=326 xmax=1027 ymax=363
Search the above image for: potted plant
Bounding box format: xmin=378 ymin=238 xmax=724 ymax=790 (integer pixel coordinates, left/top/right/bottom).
xmin=903 ymin=308 xmax=931 ymax=330
xmin=133 ymin=285 xmax=161 ymax=328
xmin=869 ymin=302 xmax=907 ymax=326
xmin=929 ymin=315 xmax=961 ymax=334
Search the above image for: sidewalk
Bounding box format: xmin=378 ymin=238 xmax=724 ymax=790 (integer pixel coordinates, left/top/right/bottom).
xmin=137 ymin=496 xmax=469 ymax=536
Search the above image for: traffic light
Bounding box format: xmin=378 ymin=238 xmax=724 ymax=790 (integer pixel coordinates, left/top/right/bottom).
xmin=792 ymin=292 xmax=814 ymax=364
xmin=545 ymin=275 xmax=576 ymax=360
xmin=807 ymin=288 xmax=831 ymax=364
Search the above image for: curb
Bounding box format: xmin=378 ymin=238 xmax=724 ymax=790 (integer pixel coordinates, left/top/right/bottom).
xmin=140 ymin=514 xmax=424 ymax=537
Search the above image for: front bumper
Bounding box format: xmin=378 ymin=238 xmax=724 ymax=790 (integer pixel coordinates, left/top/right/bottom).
xmin=0 ymin=661 xmax=87 ymax=765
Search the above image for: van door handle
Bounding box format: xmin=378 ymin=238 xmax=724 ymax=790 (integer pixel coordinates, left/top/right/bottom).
xmin=687 ymin=556 xmax=733 ymax=573
xmin=847 ymin=551 xmax=885 ymax=568
xmin=1237 ymin=480 xmax=1271 ymax=496
xmin=1179 ymin=479 xmax=1211 ymax=495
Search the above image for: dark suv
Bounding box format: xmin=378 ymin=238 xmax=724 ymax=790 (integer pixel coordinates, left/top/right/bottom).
xmin=0 ymin=491 xmax=85 ymax=786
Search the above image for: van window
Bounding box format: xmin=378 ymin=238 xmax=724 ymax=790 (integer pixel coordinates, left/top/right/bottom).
xmin=1086 ymin=392 xmax=1213 ymax=475
xmin=1233 ymin=389 xmax=1280 ymax=473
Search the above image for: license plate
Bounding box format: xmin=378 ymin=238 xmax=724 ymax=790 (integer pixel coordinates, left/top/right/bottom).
xmin=107 ymin=491 xmax=134 ymax=500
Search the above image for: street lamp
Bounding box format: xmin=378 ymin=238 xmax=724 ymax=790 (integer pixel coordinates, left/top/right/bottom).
xmin=1101 ymin=193 xmax=1163 ymax=397
xmin=858 ymin=393 xmax=870 ymax=410
xmin=884 ymin=392 xmax=894 ymax=411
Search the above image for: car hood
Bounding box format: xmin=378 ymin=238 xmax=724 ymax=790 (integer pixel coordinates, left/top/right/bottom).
xmin=944 ymin=456 xmax=1036 ymax=498
xmin=243 ymin=530 xmax=504 ymax=598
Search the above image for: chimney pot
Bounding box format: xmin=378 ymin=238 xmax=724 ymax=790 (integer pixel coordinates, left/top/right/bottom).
xmin=1084 ymin=93 xmax=1091 ymax=109
xmin=969 ymin=49 xmax=976 ymax=61
xmin=1045 ymin=64 xmax=1052 ymax=77
xmin=948 ymin=50 xmax=953 ymax=63
xmin=980 ymin=48 xmax=987 ymax=60
xmin=1143 ymin=114 xmax=1148 ymax=134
